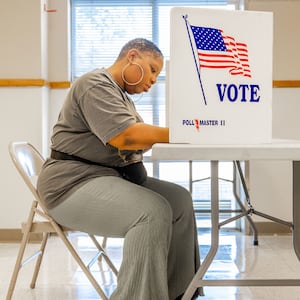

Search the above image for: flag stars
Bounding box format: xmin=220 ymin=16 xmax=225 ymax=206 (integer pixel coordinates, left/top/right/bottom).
xmin=191 ymin=26 xmax=227 ymax=51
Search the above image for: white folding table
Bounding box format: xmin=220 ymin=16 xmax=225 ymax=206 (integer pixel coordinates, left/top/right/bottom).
xmin=152 ymin=139 xmax=300 ymax=299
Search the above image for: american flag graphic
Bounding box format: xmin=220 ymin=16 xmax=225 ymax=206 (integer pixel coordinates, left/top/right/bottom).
xmin=190 ymin=25 xmax=251 ymax=78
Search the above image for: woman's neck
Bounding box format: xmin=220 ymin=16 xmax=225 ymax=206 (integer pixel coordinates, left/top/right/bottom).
xmin=107 ymin=63 xmax=125 ymax=91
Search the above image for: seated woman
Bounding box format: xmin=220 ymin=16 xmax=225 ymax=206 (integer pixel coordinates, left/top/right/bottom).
xmin=37 ymin=38 xmax=200 ymax=300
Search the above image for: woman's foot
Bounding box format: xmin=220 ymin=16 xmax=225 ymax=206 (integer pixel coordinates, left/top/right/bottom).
xmin=175 ymin=289 xmax=199 ymax=299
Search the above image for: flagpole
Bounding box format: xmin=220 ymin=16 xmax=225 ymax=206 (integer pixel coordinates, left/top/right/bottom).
xmin=182 ymin=14 xmax=207 ymax=105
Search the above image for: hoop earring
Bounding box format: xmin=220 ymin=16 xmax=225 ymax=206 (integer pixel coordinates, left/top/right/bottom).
xmin=121 ymin=62 xmax=144 ymax=86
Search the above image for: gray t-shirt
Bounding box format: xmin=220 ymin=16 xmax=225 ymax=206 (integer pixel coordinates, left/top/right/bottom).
xmin=37 ymin=68 xmax=144 ymax=209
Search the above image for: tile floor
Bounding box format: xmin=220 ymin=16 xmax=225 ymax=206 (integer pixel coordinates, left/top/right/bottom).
xmin=1 ymin=229 xmax=300 ymax=300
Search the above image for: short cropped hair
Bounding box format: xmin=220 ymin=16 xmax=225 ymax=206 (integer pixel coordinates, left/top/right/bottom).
xmin=117 ymin=38 xmax=163 ymax=59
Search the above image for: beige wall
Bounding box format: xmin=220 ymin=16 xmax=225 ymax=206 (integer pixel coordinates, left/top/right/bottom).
xmin=0 ymin=1 xmax=44 ymax=78
xmin=246 ymin=0 xmax=300 ymax=80
xmin=0 ymin=0 xmax=69 ymax=229
xmin=0 ymin=0 xmax=300 ymax=231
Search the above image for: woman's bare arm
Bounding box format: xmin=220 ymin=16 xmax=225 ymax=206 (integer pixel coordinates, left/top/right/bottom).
xmin=108 ymin=123 xmax=169 ymax=150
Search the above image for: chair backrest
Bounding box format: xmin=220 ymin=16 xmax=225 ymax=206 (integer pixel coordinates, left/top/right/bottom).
xmin=9 ymin=142 xmax=45 ymax=205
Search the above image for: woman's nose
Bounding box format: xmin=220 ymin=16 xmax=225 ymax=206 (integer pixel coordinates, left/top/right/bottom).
xmin=151 ymin=75 xmax=157 ymax=84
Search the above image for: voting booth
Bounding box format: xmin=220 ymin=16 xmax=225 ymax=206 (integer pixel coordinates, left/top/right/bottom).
xmin=169 ymin=7 xmax=273 ymax=144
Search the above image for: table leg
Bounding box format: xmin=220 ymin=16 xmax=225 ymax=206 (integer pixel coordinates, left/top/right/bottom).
xmin=182 ymin=161 xmax=220 ymax=300
xmin=293 ymin=161 xmax=300 ymax=260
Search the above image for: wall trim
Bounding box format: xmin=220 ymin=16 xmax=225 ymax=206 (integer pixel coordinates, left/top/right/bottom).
xmin=245 ymin=221 xmax=292 ymax=235
xmin=1 ymin=79 xmax=300 ymax=89
xmin=0 ymin=229 xmax=42 ymax=243
xmin=0 ymin=79 xmax=45 ymax=87
xmin=0 ymin=79 xmax=71 ymax=89
xmin=273 ymin=80 xmax=300 ymax=88
xmin=47 ymin=81 xmax=71 ymax=89
xmin=0 ymin=221 xmax=292 ymax=243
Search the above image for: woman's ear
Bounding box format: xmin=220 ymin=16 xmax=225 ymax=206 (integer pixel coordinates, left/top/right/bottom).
xmin=127 ymin=49 xmax=140 ymax=63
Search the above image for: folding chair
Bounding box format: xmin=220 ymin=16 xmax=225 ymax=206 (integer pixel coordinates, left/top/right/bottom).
xmin=6 ymin=141 xmax=118 ymax=300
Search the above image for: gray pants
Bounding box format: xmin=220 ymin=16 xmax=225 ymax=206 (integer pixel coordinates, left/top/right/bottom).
xmin=49 ymin=176 xmax=200 ymax=300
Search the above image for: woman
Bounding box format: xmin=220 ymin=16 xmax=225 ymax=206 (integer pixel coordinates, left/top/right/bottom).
xmin=37 ymin=38 xmax=200 ymax=300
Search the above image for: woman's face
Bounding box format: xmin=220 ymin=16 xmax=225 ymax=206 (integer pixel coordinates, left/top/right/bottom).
xmin=124 ymin=51 xmax=163 ymax=95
